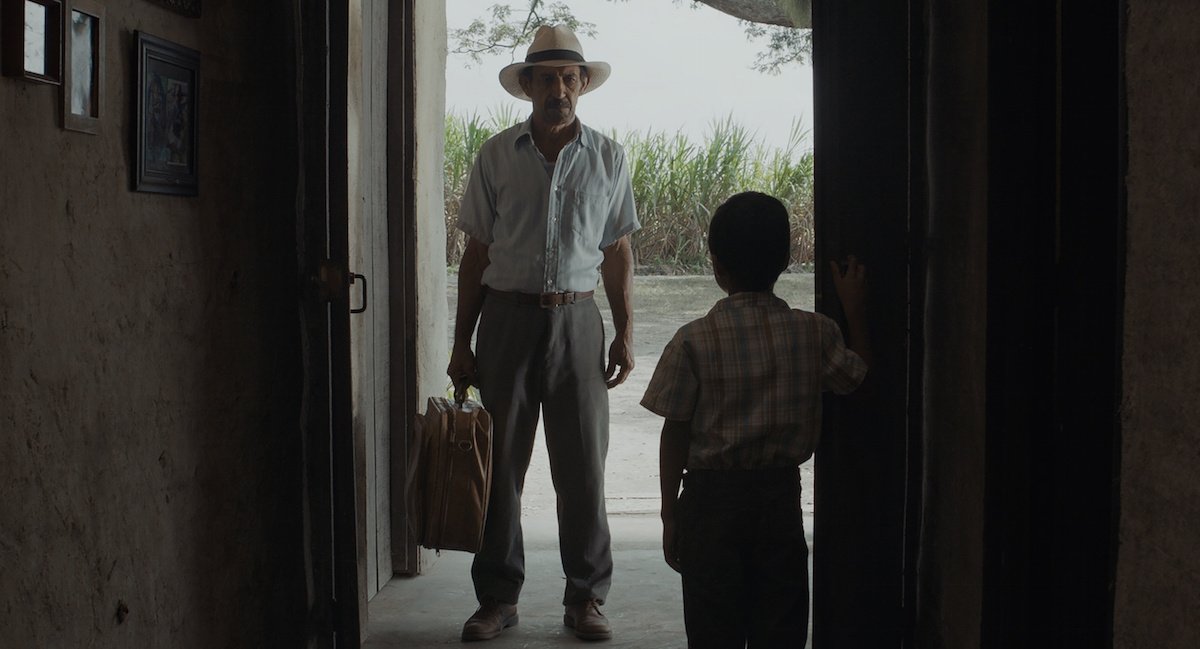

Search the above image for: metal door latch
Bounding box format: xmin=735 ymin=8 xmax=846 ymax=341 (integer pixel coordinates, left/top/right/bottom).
xmin=310 ymin=260 xmax=367 ymax=314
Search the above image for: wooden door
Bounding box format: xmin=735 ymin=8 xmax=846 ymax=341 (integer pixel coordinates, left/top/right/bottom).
xmin=349 ymin=0 xmax=394 ymax=598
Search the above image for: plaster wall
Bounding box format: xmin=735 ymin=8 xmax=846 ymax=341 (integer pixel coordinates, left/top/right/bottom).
xmin=412 ymin=1 xmax=448 ymax=418
xmin=1115 ymin=1 xmax=1200 ymax=646
xmin=0 ymin=2 xmax=306 ymax=646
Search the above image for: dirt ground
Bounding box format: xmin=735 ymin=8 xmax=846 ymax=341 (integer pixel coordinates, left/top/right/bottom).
xmin=446 ymin=273 xmax=818 ymax=521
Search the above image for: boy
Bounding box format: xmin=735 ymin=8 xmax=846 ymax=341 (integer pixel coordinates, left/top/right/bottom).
xmin=640 ymin=192 xmax=871 ymax=648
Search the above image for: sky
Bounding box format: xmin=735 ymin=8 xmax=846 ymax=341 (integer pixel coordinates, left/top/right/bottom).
xmin=444 ymin=0 xmax=815 ymax=148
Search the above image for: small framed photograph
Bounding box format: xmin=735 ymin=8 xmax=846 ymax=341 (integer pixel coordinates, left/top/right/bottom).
xmin=134 ymin=31 xmax=199 ymax=196
xmin=63 ymin=0 xmax=105 ymax=133
xmin=1 ymin=0 xmax=63 ymax=84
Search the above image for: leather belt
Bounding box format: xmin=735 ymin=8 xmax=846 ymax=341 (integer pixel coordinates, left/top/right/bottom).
xmin=487 ymin=288 xmax=595 ymax=309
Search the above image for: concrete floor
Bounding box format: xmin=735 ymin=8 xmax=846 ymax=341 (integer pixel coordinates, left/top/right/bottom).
xmin=366 ymin=276 xmax=816 ymax=647
xmin=364 ymin=511 xmax=686 ymax=647
xmin=362 ymin=500 xmax=813 ymax=648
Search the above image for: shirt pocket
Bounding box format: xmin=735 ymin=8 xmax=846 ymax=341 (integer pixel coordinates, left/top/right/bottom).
xmin=562 ymin=188 xmax=608 ymax=250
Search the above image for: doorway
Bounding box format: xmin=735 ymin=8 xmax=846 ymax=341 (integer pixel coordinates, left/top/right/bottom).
xmin=437 ymin=0 xmax=821 ymax=546
xmin=432 ymin=1 xmax=821 ymax=646
xmin=349 ymin=0 xmax=918 ymax=647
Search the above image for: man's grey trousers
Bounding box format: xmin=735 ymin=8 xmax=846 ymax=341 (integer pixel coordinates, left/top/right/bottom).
xmin=471 ymin=293 xmax=613 ymax=606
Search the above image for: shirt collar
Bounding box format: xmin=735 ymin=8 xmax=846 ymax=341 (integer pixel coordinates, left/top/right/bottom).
xmin=711 ymin=291 xmax=787 ymax=313
xmin=514 ymin=117 xmax=590 ymax=150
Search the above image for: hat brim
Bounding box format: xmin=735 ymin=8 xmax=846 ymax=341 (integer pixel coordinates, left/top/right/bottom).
xmin=498 ymin=60 xmax=611 ymax=100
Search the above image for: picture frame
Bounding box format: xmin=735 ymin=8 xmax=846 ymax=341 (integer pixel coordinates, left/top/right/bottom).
xmin=146 ymin=0 xmax=198 ymax=18
xmin=62 ymin=0 xmax=104 ymax=134
xmin=134 ymin=31 xmax=199 ymax=196
xmin=1 ymin=0 xmax=63 ymax=84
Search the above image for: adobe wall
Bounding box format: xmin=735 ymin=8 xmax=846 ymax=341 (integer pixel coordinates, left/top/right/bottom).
xmin=1115 ymin=1 xmax=1200 ymax=646
xmin=0 ymin=2 xmax=306 ymax=645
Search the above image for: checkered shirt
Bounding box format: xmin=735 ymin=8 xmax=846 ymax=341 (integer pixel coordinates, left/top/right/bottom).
xmin=640 ymin=291 xmax=867 ymax=470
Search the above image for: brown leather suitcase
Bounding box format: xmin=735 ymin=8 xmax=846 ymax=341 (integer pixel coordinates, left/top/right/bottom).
xmin=408 ymin=396 xmax=493 ymax=553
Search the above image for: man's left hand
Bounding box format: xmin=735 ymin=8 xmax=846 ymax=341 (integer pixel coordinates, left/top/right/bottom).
xmin=605 ymin=337 xmax=633 ymax=389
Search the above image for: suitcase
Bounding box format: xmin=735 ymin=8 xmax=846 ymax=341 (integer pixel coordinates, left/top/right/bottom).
xmin=408 ymin=396 xmax=493 ymax=553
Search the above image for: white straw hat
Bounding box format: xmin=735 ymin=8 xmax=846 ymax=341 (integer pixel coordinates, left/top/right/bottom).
xmin=498 ymin=25 xmax=611 ymax=100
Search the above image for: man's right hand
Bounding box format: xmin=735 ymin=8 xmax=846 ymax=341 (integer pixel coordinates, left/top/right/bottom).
xmin=448 ymin=237 xmax=489 ymax=402
xmin=447 ymin=344 xmax=478 ymax=400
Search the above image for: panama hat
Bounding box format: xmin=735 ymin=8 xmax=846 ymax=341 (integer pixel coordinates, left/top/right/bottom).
xmin=498 ymin=25 xmax=611 ymax=100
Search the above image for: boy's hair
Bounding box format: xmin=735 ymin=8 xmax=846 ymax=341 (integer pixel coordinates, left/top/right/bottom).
xmin=707 ymin=191 xmax=791 ymax=291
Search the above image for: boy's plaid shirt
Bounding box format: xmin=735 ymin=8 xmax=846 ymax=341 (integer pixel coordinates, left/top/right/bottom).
xmin=641 ymin=291 xmax=866 ymax=470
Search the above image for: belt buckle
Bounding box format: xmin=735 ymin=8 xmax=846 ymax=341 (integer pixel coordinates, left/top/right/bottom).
xmin=539 ymin=292 xmax=562 ymax=309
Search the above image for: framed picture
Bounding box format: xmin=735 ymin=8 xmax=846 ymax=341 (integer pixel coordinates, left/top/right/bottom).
xmin=63 ymin=0 xmax=104 ymax=134
xmin=1 ymin=0 xmax=63 ymax=84
xmin=146 ymin=0 xmax=198 ymax=18
xmin=135 ymin=31 xmax=199 ymax=196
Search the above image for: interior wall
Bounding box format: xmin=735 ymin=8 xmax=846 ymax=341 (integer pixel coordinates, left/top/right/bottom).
xmin=1115 ymin=0 xmax=1200 ymax=646
xmin=0 ymin=2 xmax=307 ymax=646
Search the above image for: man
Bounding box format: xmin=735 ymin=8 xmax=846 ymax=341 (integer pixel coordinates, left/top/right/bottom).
xmin=447 ymin=24 xmax=639 ymax=643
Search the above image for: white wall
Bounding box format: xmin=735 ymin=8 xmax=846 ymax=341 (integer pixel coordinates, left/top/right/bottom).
xmin=414 ymin=2 xmax=450 ymax=415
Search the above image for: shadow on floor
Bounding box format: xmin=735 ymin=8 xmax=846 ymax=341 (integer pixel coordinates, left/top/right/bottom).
xmin=363 ymin=509 xmax=813 ymax=648
xmin=363 ymin=513 xmax=688 ymax=648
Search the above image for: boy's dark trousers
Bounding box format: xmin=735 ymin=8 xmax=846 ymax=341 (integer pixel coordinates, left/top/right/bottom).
xmin=677 ymin=466 xmax=810 ymax=648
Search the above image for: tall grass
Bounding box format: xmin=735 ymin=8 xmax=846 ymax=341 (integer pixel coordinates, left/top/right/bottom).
xmin=444 ymin=111 xmax=815 ymax=273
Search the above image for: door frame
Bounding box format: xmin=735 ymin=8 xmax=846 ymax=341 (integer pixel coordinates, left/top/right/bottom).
xmin=386 ymin=0 xmax=421 ymax=577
